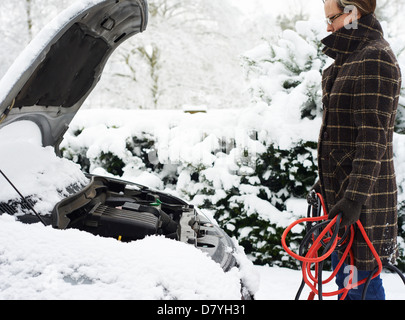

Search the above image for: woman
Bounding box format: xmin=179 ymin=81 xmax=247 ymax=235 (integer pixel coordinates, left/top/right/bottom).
xmin=317 ymin=0 xmax=401 ymax=299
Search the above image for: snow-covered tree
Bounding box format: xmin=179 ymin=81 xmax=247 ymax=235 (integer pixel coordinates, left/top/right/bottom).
xmin=84 ymin=0 xmax=251 ymax=110
xmin=0 ymin=0 xmax=252 ymax=110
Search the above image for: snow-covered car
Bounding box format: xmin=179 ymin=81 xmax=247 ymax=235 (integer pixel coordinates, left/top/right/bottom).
xmin=0 ymin=0 xmax=253 ymax=299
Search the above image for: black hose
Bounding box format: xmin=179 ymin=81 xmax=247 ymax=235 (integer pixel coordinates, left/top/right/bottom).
xmin=295 ymin=205 xmax=344 ymax=300
xmin=361 ymin=263 xmax=405 ymax=300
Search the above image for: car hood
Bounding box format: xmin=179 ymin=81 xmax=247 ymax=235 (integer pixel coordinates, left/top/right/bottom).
xmin=0 ymin=0 xmax=148 ymax=152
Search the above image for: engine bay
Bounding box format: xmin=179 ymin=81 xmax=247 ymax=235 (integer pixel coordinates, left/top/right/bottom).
xmin=51 ymin=175 xmax=237 ymax=271
xmin=53 ymin=175 xmax=193 ymax=241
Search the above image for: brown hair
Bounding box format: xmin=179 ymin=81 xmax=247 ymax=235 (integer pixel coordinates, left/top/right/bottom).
xmin=335 ymin=0 xmax=376 ymax=15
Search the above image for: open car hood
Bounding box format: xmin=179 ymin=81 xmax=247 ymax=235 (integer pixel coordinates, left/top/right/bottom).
xmin=0 ymin=0 xmax=147 ymax=152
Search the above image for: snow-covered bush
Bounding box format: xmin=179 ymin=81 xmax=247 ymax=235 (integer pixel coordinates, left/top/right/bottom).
xmin=241 ymin=20 xmax=330 ymax=121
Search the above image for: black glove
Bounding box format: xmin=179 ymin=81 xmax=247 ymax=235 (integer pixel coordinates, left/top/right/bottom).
xmin=328 ymin=198 xmax=362 ymax=227
xmin=306 ymin=181 xmax=321 ymax=206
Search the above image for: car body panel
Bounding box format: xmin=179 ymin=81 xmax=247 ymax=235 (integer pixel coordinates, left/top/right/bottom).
xmin=0 ymin=0 xmax=147 ymax=152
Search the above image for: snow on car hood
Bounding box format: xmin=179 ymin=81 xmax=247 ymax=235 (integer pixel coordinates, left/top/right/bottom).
xmin=0 ymin=214 xmax=256 ymax=300
xmin=0 ymin=0 xmax=147 ymax=151
xmin=0 ymin=120 xmax=89 ymax=214
xmin=0 ymin=121 xmax=260 ymax=298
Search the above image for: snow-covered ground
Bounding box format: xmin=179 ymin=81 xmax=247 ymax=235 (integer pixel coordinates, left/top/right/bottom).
xmin=255 ymin=265 xmax=405 ymax=300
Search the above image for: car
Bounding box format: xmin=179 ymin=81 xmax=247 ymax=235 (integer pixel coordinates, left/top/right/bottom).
xmin=0 ymin=0 xmax=253 ymax=299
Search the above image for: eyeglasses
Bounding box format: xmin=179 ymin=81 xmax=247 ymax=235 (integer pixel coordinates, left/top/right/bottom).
xmin=325 ymin=12 xmax=345 ymax=25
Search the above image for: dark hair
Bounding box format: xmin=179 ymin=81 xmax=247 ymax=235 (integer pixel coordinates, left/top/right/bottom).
xmin=336 ymin=0 xmax=376 ymax=15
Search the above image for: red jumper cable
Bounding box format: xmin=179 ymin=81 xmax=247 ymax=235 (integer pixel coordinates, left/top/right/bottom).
xmin=281 ymin=193 xmax=383 ymax=300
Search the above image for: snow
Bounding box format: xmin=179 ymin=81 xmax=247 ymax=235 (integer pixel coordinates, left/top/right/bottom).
xmin=0 ymin=212 xmax=404 ymax=300
xmin=0 ymin=0 xmax=404 ymax=301
xmin=255 ymin=265 xmax=405 ymax=300
xmin=1 ymin=115 xmax=404 ymax=300
xmin=0 ymin=121 xmax=89 ymax=214
xmin=0 ymin=214 xmax=249 ymax=300
xmin=0 ymin=120 xmax=260 ymax=300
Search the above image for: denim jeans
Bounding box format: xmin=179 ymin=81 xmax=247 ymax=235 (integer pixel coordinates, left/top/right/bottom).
xmin=331 ymin=252 xmax=385 ymax=300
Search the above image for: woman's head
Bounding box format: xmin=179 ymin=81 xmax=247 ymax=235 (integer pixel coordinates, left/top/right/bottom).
xmin=323 ymin=0 xmax=376 ymax=32
xmin=334 ymin=0 xmax=376 ymax=16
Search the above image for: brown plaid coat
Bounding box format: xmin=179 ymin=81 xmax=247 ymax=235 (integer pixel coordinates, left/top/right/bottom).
xmin=319 ymin=14 xmax=401 ymax=270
